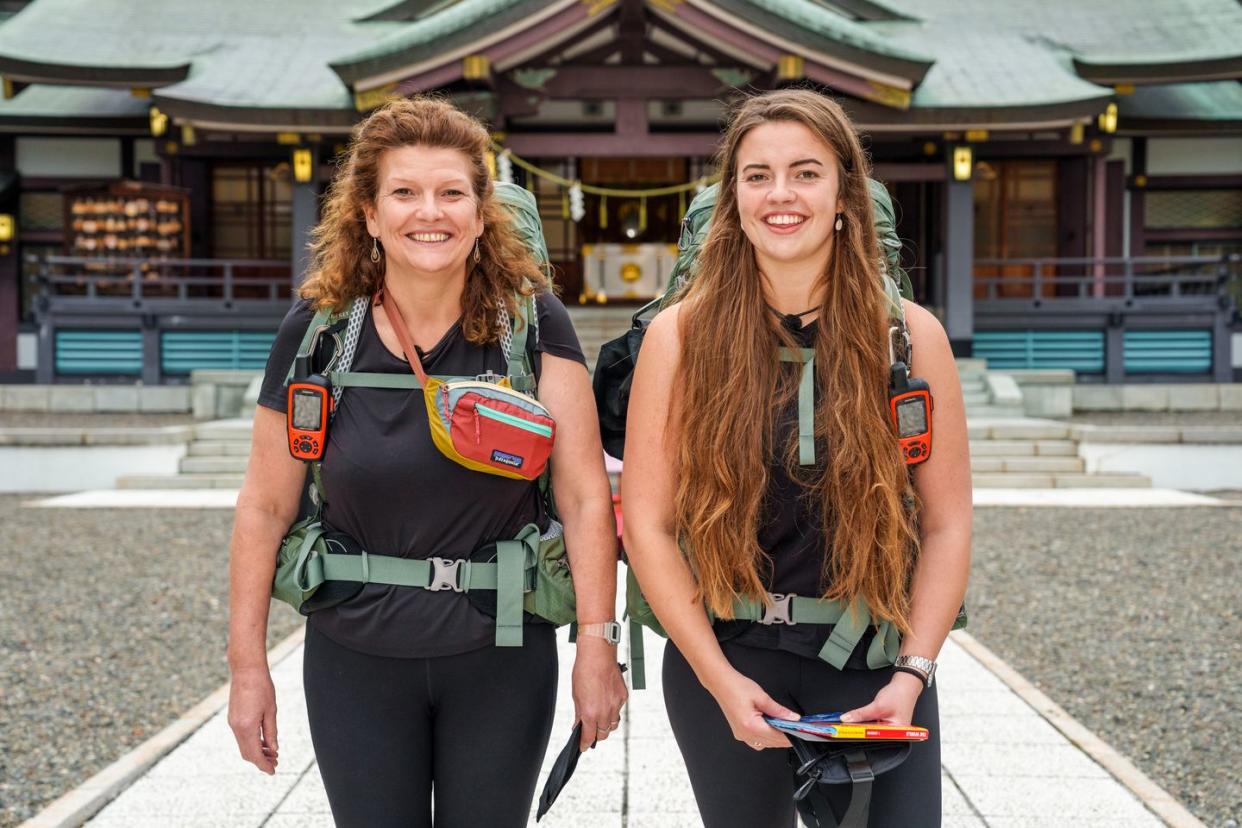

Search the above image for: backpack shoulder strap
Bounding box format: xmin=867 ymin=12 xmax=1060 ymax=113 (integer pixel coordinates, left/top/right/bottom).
xmin=505 ymin=291 xmax=539 ymax=394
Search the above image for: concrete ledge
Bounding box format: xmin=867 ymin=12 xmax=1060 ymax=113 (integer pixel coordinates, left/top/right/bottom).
xmin=0 ymin=426 xmax=191 ymax=447
xmin=16 ymin=626 xmax=306 ymax=828
xmin=1073 ymin=383 xmax=1240 ymax=413
xmin=0 ymin=385 xmax=192 ymax=414
xmin=1072 ymin=424 xmax=1242 ymax=444
xmin=1079 ymin=442 xmax=1242 ymax=490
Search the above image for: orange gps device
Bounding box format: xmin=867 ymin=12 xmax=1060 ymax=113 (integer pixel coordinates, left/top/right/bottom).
xmin=889 ymin=364 xmax=932 ymax=466
xmin=287 ymin=375 xmax=332 ymax=461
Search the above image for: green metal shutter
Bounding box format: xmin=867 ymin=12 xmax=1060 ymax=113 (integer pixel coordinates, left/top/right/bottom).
xmin=973 ymin=331 xmax=1105 ymax=373
xmin=161 ymin=331 xmax=277 ymax=374
xmin=1123 ymin=330 xmax=1212 ymax=374
xmin=55 ymin=330 xmax=143 ymax=375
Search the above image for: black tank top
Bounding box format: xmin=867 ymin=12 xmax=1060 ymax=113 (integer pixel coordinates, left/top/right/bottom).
xmin=713 ymin=320 xmax=874 ymax=668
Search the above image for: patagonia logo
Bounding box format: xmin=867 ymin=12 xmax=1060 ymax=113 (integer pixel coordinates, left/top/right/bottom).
xmin=491 ymin=449 xmax=524 ymax=468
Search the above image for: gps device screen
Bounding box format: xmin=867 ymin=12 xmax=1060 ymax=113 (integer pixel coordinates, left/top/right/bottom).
xmin=291 ymin=389 xmax=323 ymax=431
xmin=896 ymin=397 xmax=926 ymax=438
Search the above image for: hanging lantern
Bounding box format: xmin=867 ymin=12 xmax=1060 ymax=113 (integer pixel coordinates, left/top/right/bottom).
xmin=496 ymin=150 xmax=514 ymax=184
xmin=568 ymin=182 xmax=585 ymax=222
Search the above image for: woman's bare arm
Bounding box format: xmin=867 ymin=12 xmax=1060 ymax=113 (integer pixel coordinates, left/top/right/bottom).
xmin=226 ymin=406 xmax=307 ymax=773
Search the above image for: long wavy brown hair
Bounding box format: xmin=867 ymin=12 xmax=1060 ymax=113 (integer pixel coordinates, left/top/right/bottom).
xmin=674 ymin=90 xmax=918 ymax=633
xmin=300 ymin=96 xmax=548 ymax=343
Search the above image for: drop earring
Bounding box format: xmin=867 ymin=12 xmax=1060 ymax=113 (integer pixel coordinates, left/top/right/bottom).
xmin=834 ymin=215 xmax=843 ymax=232
xmin=473 ymin=237 xmax=481 ymax=263
xmin=370 ymin=237 xmax=381 ymax=263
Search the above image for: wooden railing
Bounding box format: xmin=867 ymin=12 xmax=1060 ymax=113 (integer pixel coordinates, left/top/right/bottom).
xmin=33 ymin=255 xmax=293 ymax=308
xmin=973 ymin=254 xmax=1239 ymax=303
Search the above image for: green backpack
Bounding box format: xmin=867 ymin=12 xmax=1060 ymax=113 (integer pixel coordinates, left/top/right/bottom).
xmin=272 ymin=183 xmax=578 ymax=647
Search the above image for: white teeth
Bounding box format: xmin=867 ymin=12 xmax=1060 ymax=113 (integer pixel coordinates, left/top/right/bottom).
xmin=765 ymin=215 xmax=805 ymax=226
xmin=410 ymin=233 xmax=449 ymax=242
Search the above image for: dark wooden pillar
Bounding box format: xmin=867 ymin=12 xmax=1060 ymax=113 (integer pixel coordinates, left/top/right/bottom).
xmin=943 ymin=177 xmax=974 ymax=356
xmin=0 ymin=135 xmax=16 ymax=374
xmin=291 ymin=145 xmax=321 ymax=288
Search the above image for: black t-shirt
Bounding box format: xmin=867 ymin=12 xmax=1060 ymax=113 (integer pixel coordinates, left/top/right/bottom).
xmin=714 ymin=320 xmax=874 ymax=668
xmin=258 ymin=291 xmax=585 ymax=658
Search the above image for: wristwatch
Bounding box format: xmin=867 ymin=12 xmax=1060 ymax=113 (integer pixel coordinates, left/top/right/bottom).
xmin=893 ymin=655 xmax=937 ymax=687
xmin=577 ymin=621 xmax=622 ymax=645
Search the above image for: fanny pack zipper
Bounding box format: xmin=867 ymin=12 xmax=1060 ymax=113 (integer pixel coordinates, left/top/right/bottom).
xmin=475 ymin=403 xmax=554 ymax=438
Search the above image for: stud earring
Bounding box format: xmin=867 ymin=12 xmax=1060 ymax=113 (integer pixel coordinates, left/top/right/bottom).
xmin=370 ymin=237 xmax=381 ymax=263
xmin=473 ymin=237 xmax=481 ymax=263
xmin=834 ymin=215 xmax=843 ymax=232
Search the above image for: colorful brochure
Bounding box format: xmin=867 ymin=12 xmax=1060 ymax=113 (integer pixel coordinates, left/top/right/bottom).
xmin=763 ymin=712 xmax=929 ymax=742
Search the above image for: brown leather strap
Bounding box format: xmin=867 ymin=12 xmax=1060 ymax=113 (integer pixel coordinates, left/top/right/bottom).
xmin=376 ymin=286 xmax=429 ymax=384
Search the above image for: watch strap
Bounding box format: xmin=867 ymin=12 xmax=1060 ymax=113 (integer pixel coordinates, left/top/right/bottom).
xmin=577 ymin=621 xmax=621 ymax=644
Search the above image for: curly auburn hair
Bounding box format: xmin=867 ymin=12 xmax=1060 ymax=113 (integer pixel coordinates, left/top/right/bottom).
xmin=299 ymin=96 xmax=548 ymax=343
xmin=674 ymin=89 xmax=919 ymax=634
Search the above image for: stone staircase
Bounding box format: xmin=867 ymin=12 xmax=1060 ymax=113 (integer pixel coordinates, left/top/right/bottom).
xmin=114 ymin=321 xmax=1149 ymax=490
xmin=117 ymin=419 xmax=251 ymax=489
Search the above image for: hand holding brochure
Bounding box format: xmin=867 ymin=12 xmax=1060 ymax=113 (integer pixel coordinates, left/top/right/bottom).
xmin=763 ymin=712 xmax=929 ymax=743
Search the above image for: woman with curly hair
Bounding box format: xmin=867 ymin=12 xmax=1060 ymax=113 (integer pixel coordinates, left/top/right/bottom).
xmin=226 ymin=96 xmax=626 ymax=827
xmin=623 ymin=89 xmax=971 ymax=826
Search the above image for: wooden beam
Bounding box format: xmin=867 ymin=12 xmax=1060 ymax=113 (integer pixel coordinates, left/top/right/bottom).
xmin=539 ymin=65 xmax=728 ymax=99
xmin=505 ymin=131 xmax=719 ymax=157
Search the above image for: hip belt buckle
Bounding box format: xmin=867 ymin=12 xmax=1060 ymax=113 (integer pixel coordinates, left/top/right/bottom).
xmin=761 ymin=593 xmax=794 ymax=625
xmin=428 ymin=558 xmax=464 ymax=592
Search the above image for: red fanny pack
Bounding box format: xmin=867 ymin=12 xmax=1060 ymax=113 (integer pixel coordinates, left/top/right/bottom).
xmin=380 ymin=289 xmax=555 ymax=481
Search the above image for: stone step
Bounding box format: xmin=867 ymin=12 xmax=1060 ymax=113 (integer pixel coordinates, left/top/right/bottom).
xmin=962 ymin=391 xmax=990 ymax=406
xmin=972 ymin=472 xmax=1151 ymax=489
xmin=116 ymin=473 xmax=245 ymax=489
xmin=193 ymin=419 xmax=255 ymax=441
xmin=978 ymin=421 xmax=1073 ymax=440
xmin=971 ymin=456 xmax=1084 ymax=473
xmin=187 ymin=440 xmax=252 ymax=457
xmin=968 ymin=440 xmax=1078 ymax=457
xmin=963 ymin=405 xmax=1025 ymax=419
xmin=1051 ymin=473 xmax=1152 ymax=488
xmin=180 ymin=455 xmax=249 ymax=474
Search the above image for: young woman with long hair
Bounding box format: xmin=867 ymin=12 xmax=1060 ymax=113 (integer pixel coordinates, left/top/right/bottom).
xmin=623 ymin=89 xmax=971 ymax=826
xmin=226 ymin=96 xmax=626 ymax=826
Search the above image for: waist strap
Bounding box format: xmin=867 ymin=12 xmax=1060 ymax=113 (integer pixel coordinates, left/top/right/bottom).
xmin=730 ymin=593 xmax=900 ymax=671
xmin=295 ymin=524 xmax=540 ymax=648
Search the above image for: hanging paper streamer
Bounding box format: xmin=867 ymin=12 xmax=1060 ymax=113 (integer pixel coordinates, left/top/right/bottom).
xmin=678 ymin=190 xmax=686 ymax=221
xmin=639 ymin=196 xmax=647 ymax=233
xmin=496 ymin=150 xmax=514 ymax=184
xmin=599 ymin=195 xmax=608 ymax=229
xmin=568 ymin=182 xmax=585 ymax=222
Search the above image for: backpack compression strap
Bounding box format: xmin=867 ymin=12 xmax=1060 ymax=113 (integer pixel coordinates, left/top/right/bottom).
xmin=791 ymin=742 xmax=877 ymax=828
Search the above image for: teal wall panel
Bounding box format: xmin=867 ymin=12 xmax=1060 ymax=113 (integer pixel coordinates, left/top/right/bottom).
xmin=55 ymin=330 xmax=143 ymax=375
xmin=974 ymin=330 xmax=1105 ymax=373
xmin=1123 ymin=330 xmax=1212 ymax=374
xmin=161 ymin=331 xmax=277 ymax=374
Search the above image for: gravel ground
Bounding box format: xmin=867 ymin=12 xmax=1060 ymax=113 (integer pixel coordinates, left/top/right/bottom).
xmin=1064 ymin=410 xmax=1242 ymax=427
xmin=969 ymin=507 xmax=1242 ymax=827
xmin=2 ymin=497 xmax=1239 ymax=826
xmin=0 ymin=496 xmax=301 ymax=828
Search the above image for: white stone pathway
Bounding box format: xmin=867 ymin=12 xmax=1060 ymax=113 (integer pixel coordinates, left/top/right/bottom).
xmin=69 ymin=631 xmax=1184 ymax=828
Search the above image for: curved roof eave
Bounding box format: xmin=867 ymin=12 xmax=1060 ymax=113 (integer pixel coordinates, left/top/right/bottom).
xmin=0 ymin=55 xmax=190 ymax=87
xmin=695 ymin=0 xmax=932 ymax=85
xmin=846 ymin=96 xmax=1109 ymax=133
xmin=331 ymin=0 xmax=565 ymax=88
xmin=152 ymin=95 xmax=359 ymax=133
xmin=1074 ymin=55 xmax=1242 ymax=86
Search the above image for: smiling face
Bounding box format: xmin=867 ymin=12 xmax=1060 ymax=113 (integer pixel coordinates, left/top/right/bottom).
xmin=363 ymin=144 xmax=483 ymax=283
xmin=735 ymin=120 xmax=842 ymax=276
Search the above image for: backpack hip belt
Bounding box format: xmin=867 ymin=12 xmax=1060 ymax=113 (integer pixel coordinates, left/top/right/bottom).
xmin=287 ymin=521 xmax=543 ymax=648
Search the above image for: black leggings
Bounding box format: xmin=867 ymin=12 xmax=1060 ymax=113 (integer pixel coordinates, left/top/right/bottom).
xmin=663 ymin=639 xmax=941 ymax=828
xmin=303 ymin=623 xmax=558 ymax=828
